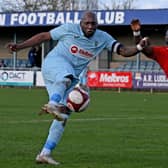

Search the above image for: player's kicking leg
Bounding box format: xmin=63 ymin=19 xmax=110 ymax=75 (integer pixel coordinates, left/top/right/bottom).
xmin=39 ymin=103 xmax=70 ymax=121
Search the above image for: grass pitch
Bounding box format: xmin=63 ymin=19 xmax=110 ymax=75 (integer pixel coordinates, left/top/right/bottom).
xmin=0 ymin=88 xmax=168 ymax=168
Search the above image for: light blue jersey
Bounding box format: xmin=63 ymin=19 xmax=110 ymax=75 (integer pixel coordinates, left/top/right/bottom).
xmin=42 ymin=23 xmax=120 ymax=105
xmin=78 ymin=67 xmax=88 ymax=86
xmin=42 ymin=23 xmax=119 ymax=76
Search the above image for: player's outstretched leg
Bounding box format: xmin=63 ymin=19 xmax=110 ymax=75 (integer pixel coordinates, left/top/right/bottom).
xmin=36 ymin=115 xmax=69 ymax=165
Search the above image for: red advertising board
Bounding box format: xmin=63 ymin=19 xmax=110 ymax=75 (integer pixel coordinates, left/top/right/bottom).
xmin=87 ymin=71 xmax=132 ymax=88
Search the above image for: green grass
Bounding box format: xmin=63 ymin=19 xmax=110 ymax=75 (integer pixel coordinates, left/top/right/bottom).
xmin=1 ymin=88 xmax=168 ymax=168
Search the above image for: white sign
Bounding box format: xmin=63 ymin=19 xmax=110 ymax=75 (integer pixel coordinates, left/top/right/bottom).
xmin=36 ymin=71 xmax=45 ymax=87
xmin=0 ymin=70 xmax=34 ymax=86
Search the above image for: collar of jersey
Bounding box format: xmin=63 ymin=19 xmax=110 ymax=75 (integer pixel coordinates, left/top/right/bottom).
xmin=79 ymin=25 xmax=85 ymax=36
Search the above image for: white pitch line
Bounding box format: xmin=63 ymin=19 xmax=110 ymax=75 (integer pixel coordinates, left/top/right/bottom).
xmin=2 ymin=116 xmax=168 ymax=124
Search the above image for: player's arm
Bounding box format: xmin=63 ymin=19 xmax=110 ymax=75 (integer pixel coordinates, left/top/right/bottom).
xmin=111 ymin=19 xmax=149 ymax=57
xmin=130 ymin=19 xmax=142 ymax=44
xmin=112 ymin=37 xmax=151 ymax=57
xmin=130 ymin=19 xmax=153 ymax=56
xmin=115 ymin=37 xmax=149 ymax=57
xmin=6 ymin=32 xmax=51 ymax=52
xmin=117 ymin=45 xmax=139 ymax=57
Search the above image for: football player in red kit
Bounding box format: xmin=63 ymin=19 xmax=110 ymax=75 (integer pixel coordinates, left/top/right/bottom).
xmin=131 ymin=19 xmax=168 ymax=77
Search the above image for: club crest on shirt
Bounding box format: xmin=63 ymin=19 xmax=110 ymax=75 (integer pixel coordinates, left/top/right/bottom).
xmin=70 ymin=45 xmax=93 ymax=58
xmin=95 ymin=41 xmax=98 ymax=47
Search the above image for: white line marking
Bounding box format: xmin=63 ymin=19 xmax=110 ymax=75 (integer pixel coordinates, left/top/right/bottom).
xmin=2 ymin=116 xmax=168 ymax=124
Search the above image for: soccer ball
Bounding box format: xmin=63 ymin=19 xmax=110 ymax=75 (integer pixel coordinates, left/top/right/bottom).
xmin=67 ymin=87 xmax=90 ymax=112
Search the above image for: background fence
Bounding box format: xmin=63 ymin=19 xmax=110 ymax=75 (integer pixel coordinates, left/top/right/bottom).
xmin=0 ymin=69 xmax=168 ymax=92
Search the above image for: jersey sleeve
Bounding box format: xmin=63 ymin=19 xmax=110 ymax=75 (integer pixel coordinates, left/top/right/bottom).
xmin=50 ymin=23 xmax=70 ymax=40
xmin=102 ymin=31 xmax=122 ymax=54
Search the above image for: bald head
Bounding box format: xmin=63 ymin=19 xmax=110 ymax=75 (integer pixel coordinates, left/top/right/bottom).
xmin=81 ymin=11 xmax=97 ymax=22
xmin=80 ymin=11 xmax=98 ymax=38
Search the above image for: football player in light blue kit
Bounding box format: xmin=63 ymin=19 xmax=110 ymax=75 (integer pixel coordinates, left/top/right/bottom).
xmin=7 ymin=11 xmax=146 ymax=165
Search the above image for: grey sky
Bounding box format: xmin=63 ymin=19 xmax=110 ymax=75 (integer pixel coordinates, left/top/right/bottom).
xmin=100 ymin=0 xmax=168 ymax=9
xmin=135 ymin=0 xmax=168 ymax=9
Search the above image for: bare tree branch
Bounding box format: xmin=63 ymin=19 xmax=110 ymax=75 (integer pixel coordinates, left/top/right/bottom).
xmin=100 ymin=0 xmax=136 ymax=10
xmin=0 ymin=0 xmax=135 ymax=12
xmin=0 ymin=0 xmax=100 ymax=12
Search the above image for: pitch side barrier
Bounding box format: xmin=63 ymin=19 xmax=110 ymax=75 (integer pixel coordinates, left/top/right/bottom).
xmin=86 ymin=71 xmax=168 ymax=91
xmin=35 ymin=70 xmax=168 ymax=91
xmin=0 ymin=69 xmax=168 ymax=91
xmin=0 ymin=67 xmax=39 ymax=87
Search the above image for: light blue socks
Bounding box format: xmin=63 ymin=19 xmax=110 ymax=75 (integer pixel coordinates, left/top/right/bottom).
xmin=40 ymin=115 xmax=69 ymax=156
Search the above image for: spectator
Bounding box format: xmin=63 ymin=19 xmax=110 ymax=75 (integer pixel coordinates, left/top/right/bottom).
xmin=35 ymin=45 xmax=42 ymax=68
xmin=28 ymin=46 xmax=37 ymax=67
xmin=131 ymin=19 xmax=168 ymax=77
xmin=0 ymin=59 xmax=7 ymax=68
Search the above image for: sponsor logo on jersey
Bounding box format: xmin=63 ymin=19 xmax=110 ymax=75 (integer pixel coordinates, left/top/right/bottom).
xmin=71 ymin=46 xmax=78 ymax=54
xmin=70 ymin=45 xmax=93 ymax=58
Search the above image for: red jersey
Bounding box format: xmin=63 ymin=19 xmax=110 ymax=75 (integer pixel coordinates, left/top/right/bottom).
xmin=150 ymin=46 xmax=168 ymax=77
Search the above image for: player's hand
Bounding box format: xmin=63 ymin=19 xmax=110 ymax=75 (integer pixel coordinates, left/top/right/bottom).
xmin=137 ymin=37 xmax=150 ymax=51
xmin=130 ymin=19 xmax=141 ymax=32
xmin=6 ymin=43 xmax=17 ymax=53
xmin=140 ymin=37 xmax=150 ymax=47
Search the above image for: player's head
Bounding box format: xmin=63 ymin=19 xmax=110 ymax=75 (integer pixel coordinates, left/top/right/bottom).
xmin=80 ymin=11 xmax=98 ymax=38
xmin=165 ymin=29 xmax=168 ymax=45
